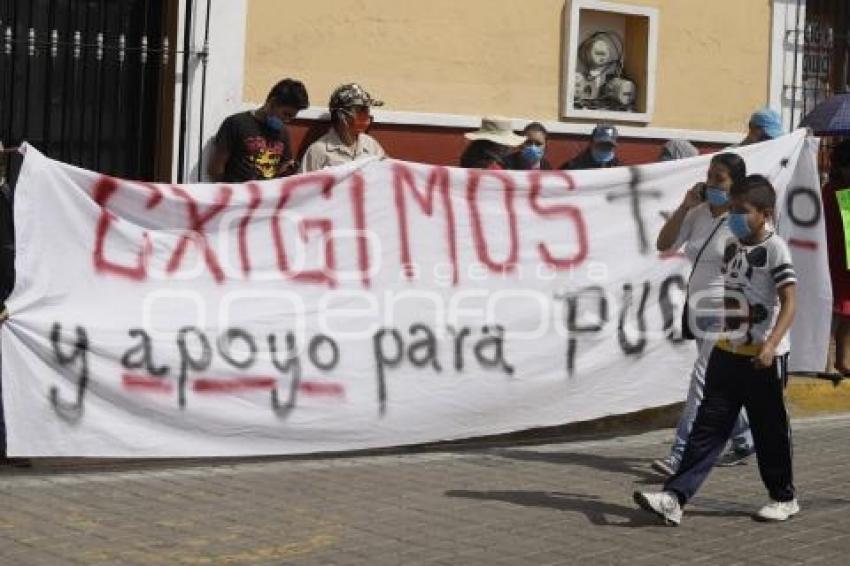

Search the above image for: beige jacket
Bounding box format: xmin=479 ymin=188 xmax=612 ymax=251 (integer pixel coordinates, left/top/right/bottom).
xmin=300 ymin=128 xmax=386 ymax=173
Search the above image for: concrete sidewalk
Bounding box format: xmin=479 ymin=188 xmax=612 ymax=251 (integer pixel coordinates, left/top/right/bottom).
xmin=1 ymin=415 xmax=849 ymax=565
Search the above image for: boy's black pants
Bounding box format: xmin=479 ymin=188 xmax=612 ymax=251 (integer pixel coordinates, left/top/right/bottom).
xmin=665 ymin=346 xmax=795 ymax=504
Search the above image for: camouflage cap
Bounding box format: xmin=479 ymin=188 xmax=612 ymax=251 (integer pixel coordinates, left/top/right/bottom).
xmin=328 ymin=83 xmax=384 ymax=111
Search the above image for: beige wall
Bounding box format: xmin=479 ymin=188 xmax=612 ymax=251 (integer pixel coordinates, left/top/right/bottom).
xmin=245 ymin=0 xmax=772 ymax=133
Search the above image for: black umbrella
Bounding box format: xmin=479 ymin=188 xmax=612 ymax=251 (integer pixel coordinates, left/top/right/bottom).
xmin=800 ymin=93 xmax=850 ymax=135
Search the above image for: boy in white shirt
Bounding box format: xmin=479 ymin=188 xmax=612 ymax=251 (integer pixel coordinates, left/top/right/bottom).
xmin=634 ymin=174 xmax=798 ymax=525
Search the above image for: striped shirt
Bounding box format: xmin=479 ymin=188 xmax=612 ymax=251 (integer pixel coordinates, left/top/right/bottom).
xmin=721 ymin=233 xmax=797 ymax=354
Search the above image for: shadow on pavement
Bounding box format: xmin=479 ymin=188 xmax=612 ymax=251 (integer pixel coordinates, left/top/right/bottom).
xmin=445 ymin=489 xmax=752 ymax=527
xmin=493 ymin=448 xmax=665 ymax=484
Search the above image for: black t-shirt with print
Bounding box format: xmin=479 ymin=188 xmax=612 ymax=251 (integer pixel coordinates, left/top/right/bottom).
xmin=214 ymin=111 xmax=294 ymax=182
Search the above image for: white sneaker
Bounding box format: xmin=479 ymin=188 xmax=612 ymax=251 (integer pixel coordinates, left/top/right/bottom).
xmin=754 ymin=499 xmax=800 ymax=522
xmin=633 ymin=490 xmax=683 ymax=526
xmin=651 ymin=457 xmax=678 ymax=477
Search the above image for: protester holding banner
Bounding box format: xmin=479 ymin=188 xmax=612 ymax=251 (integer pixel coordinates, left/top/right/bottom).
xmin=0 ymin=129 xmax=825 ymax=458
xmin=0 ymin=306 xmax=5 ymax=460
xmin=822 ymin=140 xmax=850 ymax=374
xmin=658 ymin=139 xmax=699 ymax=162
xmin=636 ymin=174 xmax=799 ymax=525
xmin=0 ymin=152 xmax=14 ymax=464
xmin=561 ymin=124 xmax=622 ymax=170
xmin=207 ymin=78 xmax=309 ymax=182
xmin=505 ymin=122 xmax=553 ymax=170
xmin=652 ymin=152 xmax=753 ymax=476
xmin=0 ymin=148 xmax=15 ymax=307
xmin=741 ymin=108 xmax=785 ymax=146
xmin=459 ymin=116 xmax=526 ymax=169
xmin=301 ymin=83 xmax=386 ymax=173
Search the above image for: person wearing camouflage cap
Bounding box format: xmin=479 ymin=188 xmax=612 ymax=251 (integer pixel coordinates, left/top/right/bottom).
xmin=301 ymin=83 xmax=387 ymax=173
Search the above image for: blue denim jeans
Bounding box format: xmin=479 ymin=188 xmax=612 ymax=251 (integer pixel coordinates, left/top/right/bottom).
xmin=667 ymin=335 xmax=753 ymax=466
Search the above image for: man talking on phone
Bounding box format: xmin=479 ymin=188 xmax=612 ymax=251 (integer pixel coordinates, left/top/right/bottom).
xmin=301 ymin=83 xmax=386 ymax=173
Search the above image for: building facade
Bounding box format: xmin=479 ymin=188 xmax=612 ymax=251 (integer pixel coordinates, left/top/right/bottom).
xmin=1 ymin=0 xmax=848 ymax=181
xmin=239 ymin=0 xmax=773 ymax=169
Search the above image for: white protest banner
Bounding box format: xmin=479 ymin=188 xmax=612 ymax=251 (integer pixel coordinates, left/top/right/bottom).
xmin=0 ymin=130 xmax=827 ymax=457
xmin=776 ymin=136 xmax=833 ymax=373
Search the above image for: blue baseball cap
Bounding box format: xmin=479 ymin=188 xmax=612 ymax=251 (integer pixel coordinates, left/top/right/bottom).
xmin=749 ymin=108 xmax=784 ymax=139
xmin=592 ymin=124 xmax=618 ymax=145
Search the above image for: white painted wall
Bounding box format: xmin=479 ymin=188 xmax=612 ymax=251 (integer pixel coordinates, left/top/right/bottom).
xmin=168 ymin=0 xmax=752 ymax=182
xmin=171 ymin=0 xmax=247 ymax=182
xmin=769 ymin=0 xmax=806 ymax=131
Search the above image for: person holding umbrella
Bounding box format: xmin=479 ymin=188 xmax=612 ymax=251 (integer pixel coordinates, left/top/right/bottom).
xmin=800 ymin=92 xmax=850 ymax=136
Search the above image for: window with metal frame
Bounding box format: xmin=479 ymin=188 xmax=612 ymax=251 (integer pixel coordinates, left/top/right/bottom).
xmin=0 ymin=0 xmax=177 ymax=181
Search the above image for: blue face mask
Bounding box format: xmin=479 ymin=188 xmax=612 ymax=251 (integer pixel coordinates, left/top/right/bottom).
xmin=265 ymin=115 xmax=284 ymax=132
xmin=521 ymin=144 xmax=545 ymax=164
xmin=705 ymin=187 xmax=729 ymax=207
xmin=592 ymin=147 xmax=615 ymax=164
xmin=729 ymin=213 xmax=752 ymax=240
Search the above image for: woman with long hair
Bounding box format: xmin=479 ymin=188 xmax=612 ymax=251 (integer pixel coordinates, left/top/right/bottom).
xmin=653 ymin=152 xmax=754 ymax=475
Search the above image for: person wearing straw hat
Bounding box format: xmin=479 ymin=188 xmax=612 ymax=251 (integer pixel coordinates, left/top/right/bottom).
xmin=459 ymin=116 xmax=526 ymax=169
xmin=301 ymin=83 xmax=386 ymax=173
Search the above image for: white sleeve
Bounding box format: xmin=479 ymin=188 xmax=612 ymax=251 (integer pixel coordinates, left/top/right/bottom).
xmin=364 ymin=134 xmax=386 ymax=159
xmin=670 ymin=206 xmax=697 ymax=251
xmin=770 ymin=238 xmax=797 ymax=288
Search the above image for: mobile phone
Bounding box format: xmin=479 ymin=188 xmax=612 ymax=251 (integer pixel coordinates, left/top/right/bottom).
xmin=697 ymin=182 xmax=707 ymax=201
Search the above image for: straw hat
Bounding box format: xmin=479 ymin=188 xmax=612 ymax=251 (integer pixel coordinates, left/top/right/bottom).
xmin=464 ymin=116 xmax=527 ymax=147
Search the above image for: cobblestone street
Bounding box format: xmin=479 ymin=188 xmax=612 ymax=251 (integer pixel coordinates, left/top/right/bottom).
xmin=1 ymin=414 xmax=849 ymax=565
